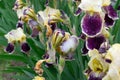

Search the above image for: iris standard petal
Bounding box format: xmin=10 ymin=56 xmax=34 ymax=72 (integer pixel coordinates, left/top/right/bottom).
xmin=81 ymin=13 xmax=103 ymax=37
xmin=103 ymin=5 xmax=118 ymax=20
xmin=5 ymin=43 xmax=15 ymax=53
xmin=86 ymin=36 xmax=105 ymax=50
xmin=21 ymin=42 xmax=30 ymax=53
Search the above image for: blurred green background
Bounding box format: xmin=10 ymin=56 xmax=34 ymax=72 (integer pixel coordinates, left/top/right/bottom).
xmin=0 ymin=0 xmax=120 ymax=80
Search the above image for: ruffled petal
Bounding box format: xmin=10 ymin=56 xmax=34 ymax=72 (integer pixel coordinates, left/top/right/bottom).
xmin=86 ymin=36 xmax=105 ymax=50
xmin=81 ymin=13 xmax=103 ymax=37
xmin=5 ymin=43 xmax=15 ymax=53
xmin=21 ymin=42 xmax=30 ymax=53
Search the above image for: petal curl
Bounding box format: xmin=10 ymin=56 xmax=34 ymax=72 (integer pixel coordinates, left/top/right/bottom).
xmin=104 ymin=14 xmax=114 ymax=27
xmin=103 ymin=5 xmax=118 ymax=20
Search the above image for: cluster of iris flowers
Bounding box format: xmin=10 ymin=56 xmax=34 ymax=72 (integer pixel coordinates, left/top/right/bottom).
xmin=4 ymin=0 xmax=120 ymax=80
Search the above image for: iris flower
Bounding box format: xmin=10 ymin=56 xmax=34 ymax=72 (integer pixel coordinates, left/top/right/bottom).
xmin=4 ymin=28 xmax=30 ymax=53
xmin=35 ymin=30 xmax=79 ymax=74
xmin=37 ymin=7 xmax=68 ymax=37
xmin=13 ymin=0 xmax=41 ymax=37
xmin=103 ymin=44 xmax=120 ymax=80
xmin=75 ymin=0 xmax=118 ymax=37
xmin=85 ymin=49 xmax=109 ymax=80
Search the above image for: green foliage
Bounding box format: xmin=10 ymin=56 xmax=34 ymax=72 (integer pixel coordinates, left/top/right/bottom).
xmin=0 ymin=0 xmax=120 ymax=80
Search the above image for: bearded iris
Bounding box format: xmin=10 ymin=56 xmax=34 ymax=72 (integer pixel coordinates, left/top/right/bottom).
xmin=4 ymin=28 xmax=30 ymax=53
xmin=76 ymin=0 xmax=118 ymax=37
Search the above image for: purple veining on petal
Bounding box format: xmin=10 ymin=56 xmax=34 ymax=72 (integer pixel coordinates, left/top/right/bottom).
xmin=75 ymin=8 xmax=82 ymax=16
xmin=104 ymin=14 xmax=114 ymax=27
xmin=21 ymin=42 xmax=30 ymax=53
xmin=5 ymin=43 xmax=15 ymax=53
xmin=86 ymin=36 xmax=105 ymax=50
xmin=103 ymin=5 xmax=118 ymax=20
xmin=81 ymin=13 xmax=103 ymax=37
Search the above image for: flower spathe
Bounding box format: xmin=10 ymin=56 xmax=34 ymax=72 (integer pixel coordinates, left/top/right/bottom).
xmin=4 ymin=28 xmax=30 ymax=53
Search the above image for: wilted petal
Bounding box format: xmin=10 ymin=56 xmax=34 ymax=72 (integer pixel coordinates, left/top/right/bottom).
xmin=81 ymin=13 xmax=103 ymax=37
xmin=21 ymin=42 xmax=30 ymax=53
xmin=31 ymin=28 xmax=39 ymax=37
xmin=103 ymin=5 xmax=118 ymax=20
xmin=5 ymin=43 xmax=15 ymax=53
xmin=104 ymin=14 xmax=114 ymax=27
xmin=75 ymin=8 xmax=82 ymax=16
xmin=86 ymin=36 xmax=105 ymax=50
xmin=28 ymin=19 xmax=38 ymax=29
xmin=34 ymin=60 xmax=45 ymax=76
xmin=78 ymin=0 xmax=102 ymax=12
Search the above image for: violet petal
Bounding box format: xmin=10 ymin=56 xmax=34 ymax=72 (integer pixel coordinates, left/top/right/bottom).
xmin=81 ymin=42 xmax=89 ymax=55
xmin=104 ymin=14 xmax=114 ymax=27
xmin=86 ymin=36 xmax=105 ymax=50
xmin=81 ymin=13 xmax=103 ymax=37
xmin=21 ymin=42 xmax=30 ymax=53
xmin=16 ymin=20 xmax=24 ymax=28
xmin=5 ymin=43 xmax=15 ymax=53
xmin=75 ymin=8 xmax=82 ymax=16
xmin=104 ymin=5 xmax=118 ymax=20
